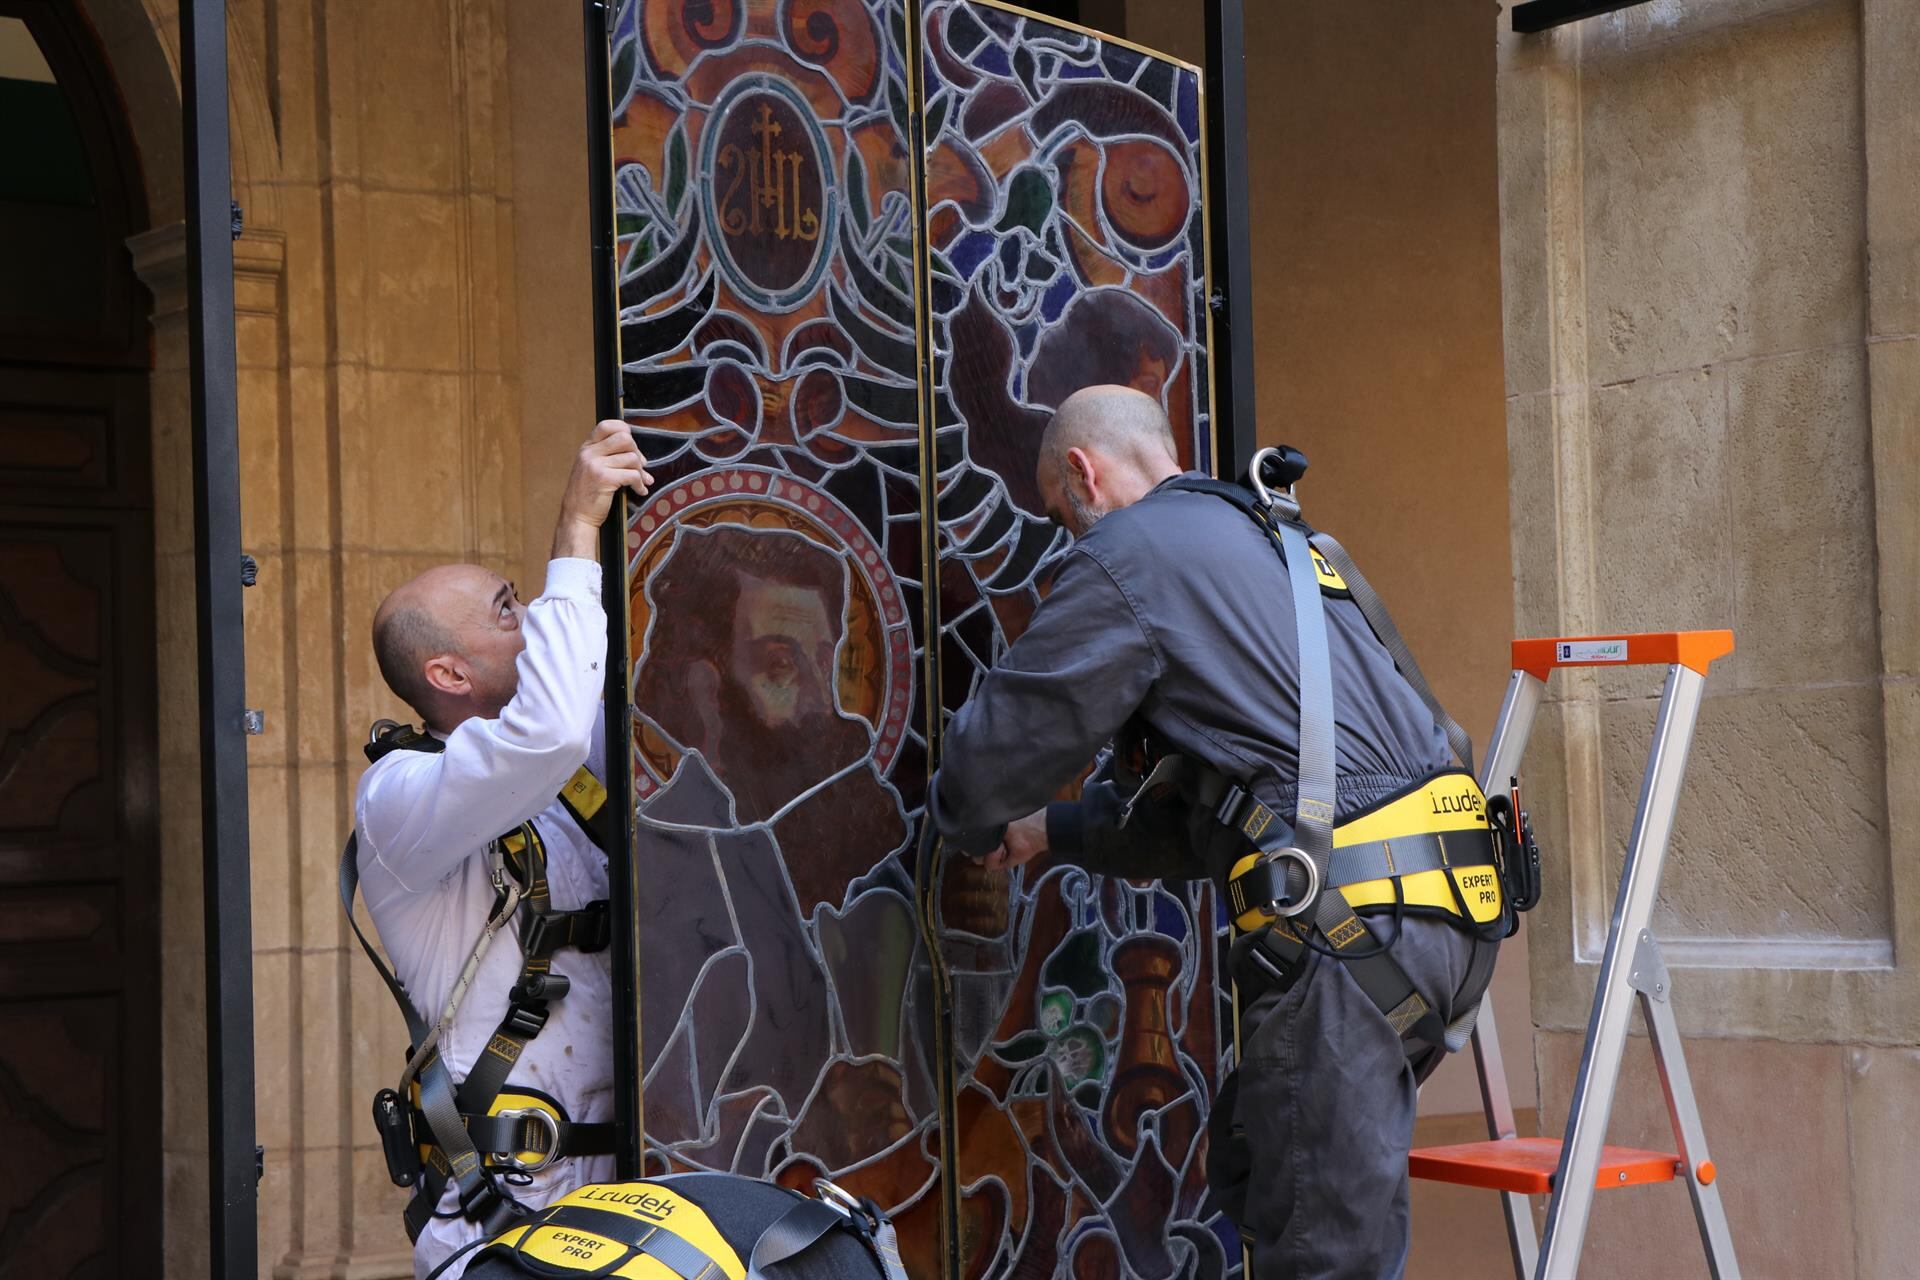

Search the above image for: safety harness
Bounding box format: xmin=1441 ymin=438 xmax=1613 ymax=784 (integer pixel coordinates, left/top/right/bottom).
xmin=340 ymin=720 xmax=618 ymax=1242
xmin=1134 ymin=450 xmax=1538 ymax=1055
xmin=438 ymin=1174 xmax=911 ymax=1280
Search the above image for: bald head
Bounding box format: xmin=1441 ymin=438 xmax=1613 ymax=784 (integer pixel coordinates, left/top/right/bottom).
xmin=372 ymin=563 xmax=528 ymax=730
xmin=1036 ymin=385 xmax=1182 ymax=535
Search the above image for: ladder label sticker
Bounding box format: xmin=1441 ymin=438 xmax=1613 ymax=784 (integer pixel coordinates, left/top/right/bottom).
xmin=1556 ymin=639 xmax=1628 ymax=664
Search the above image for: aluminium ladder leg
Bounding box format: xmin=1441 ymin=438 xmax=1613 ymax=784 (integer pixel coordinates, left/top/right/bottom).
xmin=1534 ymin=657 xmax=1739 ymax=1279
xmin=1472 ymin=666 xmax=1549 ymax=1277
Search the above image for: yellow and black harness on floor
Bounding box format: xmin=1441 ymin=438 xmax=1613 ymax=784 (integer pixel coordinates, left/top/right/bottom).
xmin=340 ymin=721 xmax=619 ymax=1242
xmin=443 ymin=1174 xmax=911 ymax=1280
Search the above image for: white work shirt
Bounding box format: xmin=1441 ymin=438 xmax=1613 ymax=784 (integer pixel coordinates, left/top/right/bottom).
xmin=354 ymin=558 xmax=617 ymax=1278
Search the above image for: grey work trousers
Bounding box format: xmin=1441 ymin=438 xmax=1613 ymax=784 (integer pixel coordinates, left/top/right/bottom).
xmin=1207 ymin=915 xmax=1496 ymax=1280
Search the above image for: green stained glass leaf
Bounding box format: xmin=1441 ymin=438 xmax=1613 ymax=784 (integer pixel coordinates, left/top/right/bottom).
xmin=884 ymin=260 xmax=909 ymax=295
xmin=995 ymin=167 xmax=1053 ymax=237
xmin=847 ymin=147 xmax=870 ymax=235
xmin=888 ymin=74 xmax=910 ymax=146
xmin=1043 ymin=930 xmax=1107 ymax=999
xmin=888 ymin=7 xmax=909 ymax=79
xmin=616 ymin=212 xmax=651 ymax=239
xmin=665 ymin=126 xmax=688 ymax=217
xmin=927 ymin=91 xmax=950 ymax=143
xmin=999 ymin=1032 xmax=1050 ymax=1063
xmin=625 ymin=229 xmax=655 ymax=274
xmin=610 ymin=39 xmax=636 ymax=104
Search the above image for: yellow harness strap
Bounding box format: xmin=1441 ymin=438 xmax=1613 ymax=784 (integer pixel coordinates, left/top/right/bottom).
xmin=1229 ymin=772 xmax=1505 ymax=931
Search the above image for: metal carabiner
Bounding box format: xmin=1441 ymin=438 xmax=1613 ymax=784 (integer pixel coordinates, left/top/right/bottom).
xmin=1247 ymin=445 xmax=1310 ymax=518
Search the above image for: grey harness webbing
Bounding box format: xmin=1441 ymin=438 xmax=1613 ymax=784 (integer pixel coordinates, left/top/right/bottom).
xmin=1273 ymin=515 xmax=1356 ymax=958
xmin=340 ymin=835 xmax=516 ymax=1237
xmin=1310 ymin=531 xmax=1476 ymax=778
xmin=748 ymin=1197 xmax=910 ymax=1280
xmin=1169 ymin=464 xmax=1474 ymax=1054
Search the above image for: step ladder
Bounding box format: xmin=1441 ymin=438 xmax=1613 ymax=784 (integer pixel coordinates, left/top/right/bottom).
xmin=1408 ymin=631 xmax=1742 ymax=1279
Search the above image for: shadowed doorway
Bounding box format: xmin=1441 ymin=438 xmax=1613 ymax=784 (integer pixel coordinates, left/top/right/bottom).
xmin=0 ymin=1 xmax=161 ymax=1272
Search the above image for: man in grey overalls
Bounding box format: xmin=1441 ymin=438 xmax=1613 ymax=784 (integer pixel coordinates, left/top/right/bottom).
xmin=932 ymin=385 xmax=1502 ymax=1279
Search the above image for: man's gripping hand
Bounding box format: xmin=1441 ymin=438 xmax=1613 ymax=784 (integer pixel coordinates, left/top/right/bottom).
xmin=978 ymin=810 xmax=1048 ymax=872
xmin=552 ymin=419 xmax=654 ymax=560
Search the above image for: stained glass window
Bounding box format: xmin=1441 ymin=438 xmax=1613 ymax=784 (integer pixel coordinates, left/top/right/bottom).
xmin=609 ymin=3 xmax=1233 ymax=1274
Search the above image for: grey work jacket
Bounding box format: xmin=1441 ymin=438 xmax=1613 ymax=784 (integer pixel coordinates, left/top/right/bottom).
xmin=933 ymin=473 xmax=1450 ymax=883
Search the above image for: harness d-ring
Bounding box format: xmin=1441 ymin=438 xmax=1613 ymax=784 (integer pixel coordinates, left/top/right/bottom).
xmin=497 ymin=1105 xmax=562 ymax=1172
xmin=814 ymin=1179 xmax=864 ymax=1219
xmin=1262 ymin=846 xmax=1321 ymax=919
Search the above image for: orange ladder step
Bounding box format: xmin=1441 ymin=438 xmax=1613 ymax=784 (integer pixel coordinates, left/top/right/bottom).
xmin=1409 ymin=1137 xmax=1683 ymax=1195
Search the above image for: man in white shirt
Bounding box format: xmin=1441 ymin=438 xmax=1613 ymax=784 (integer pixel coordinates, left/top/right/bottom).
xmin=353 ymin=420 xmax=650 ymax=1277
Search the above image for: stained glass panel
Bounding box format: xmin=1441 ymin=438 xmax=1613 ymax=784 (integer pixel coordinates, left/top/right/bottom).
xmin=610 ymin=2 xmax=1229 ymax=1275
xmin=916 ymin=5 xmax=1234 ymax=1277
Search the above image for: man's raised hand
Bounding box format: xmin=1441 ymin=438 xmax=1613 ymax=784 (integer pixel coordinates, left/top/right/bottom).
xmin=553 ymin=419 xmax=654 ymax=560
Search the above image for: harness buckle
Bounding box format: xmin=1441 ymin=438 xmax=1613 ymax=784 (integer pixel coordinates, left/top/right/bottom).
xmin=1213 ymin=784 xmax=1250 ymax=828
xmin=495 ymin=1106 xmax=562 ymax=1172
xmin=520 ymin=911 xmax=556 ymax=957
xmin=569 ymin=900 xmax=613 ymax=953
xmin=458 ymin=1174 xmax=507 ymax=1223
xmin=502 ymin=1001 xmax=552 ymax=1039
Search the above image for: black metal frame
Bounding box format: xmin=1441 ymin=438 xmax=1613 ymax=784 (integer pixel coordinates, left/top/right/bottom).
xmin=1204 ymin=0 xmax=1260 ymax=477
xmin=1511 ymin=0 xmax=1650 ymax=33
xmin=581 ymin=0 xmax=643 ymax=1179
xmin=181 ymin=0 xmax=259 ymax=1275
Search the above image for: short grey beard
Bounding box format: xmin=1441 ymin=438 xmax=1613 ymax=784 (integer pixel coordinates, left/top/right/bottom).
xmin=1066 ymin=485 xmax=1109 ymax=533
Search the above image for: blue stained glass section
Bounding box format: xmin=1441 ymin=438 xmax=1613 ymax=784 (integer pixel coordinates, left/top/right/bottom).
xmin=950 ymin=230 xmax=996 ymax=280
xmin=1177 ymin=74 xmax=1201 ymax=143
xmin=970 ymin=43 xmax=1012 ymax=78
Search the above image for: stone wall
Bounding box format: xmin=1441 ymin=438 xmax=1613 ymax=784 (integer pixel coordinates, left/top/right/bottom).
xmin=1498 ymin=0 xmax=1919 ymax=1272
xmin=95 ymin=0 xmax=551 ymax=1273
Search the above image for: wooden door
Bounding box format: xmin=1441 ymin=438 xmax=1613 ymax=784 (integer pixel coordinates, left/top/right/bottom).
xmin=0 ymin=3 xmax=161 ymax=1272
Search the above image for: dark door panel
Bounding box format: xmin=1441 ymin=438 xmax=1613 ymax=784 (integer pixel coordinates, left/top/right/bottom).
xmin=0 ymin=1 xmax=161 ymax=1273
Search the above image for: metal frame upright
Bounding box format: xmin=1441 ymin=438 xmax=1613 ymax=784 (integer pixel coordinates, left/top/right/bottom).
xmin=1204 ymin=0 xmax=1261 ymax=475
xmin=181 ymin=0 xmax=260 ymax=1274
xmin=580 ymin=0 xmax=644 ymax=1180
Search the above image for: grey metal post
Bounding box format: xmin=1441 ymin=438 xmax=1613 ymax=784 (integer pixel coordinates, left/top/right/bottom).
xmin=182 ymin=0 xmax=260 ymax=1273
xmin=1473 ymin=669 xmax=1545 ymax=1276
xmin=1204 ymin=0 xmax=1259 ymax=479
xmin=1535 ymin=664 xmax=1708 ymax=1277
xmin=580 ymin=0 xmax=644 ymax=1180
